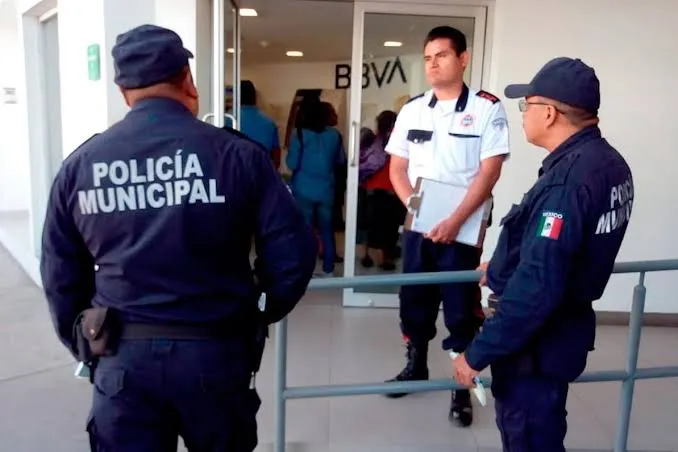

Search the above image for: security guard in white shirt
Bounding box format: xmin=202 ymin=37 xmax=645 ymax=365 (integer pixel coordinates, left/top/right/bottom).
xmin=385 ymin=26 xmax=510 ymax=428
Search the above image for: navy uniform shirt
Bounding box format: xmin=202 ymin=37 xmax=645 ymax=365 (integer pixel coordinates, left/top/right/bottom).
xmin=41 ymin=97 xmax=318 ymax=352
xmin=465 ymin=126 xmax=634 ymax=381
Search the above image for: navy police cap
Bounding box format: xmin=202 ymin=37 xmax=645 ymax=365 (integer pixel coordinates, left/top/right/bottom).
xmin=112 ymin=24 xmax=194 ymax=89
xmin=504 ymin=57 xmax=600 ymax=115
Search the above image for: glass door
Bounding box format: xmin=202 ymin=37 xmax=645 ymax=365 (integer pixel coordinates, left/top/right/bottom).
xmin=342 ymin=1 xmax=488 ymax=307
xmin=206 ymin=0 xmax=241 ymax=129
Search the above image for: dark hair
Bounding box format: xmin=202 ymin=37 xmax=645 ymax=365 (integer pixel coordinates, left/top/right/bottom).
xmin=376 ymin=110 xmax=397 ymax=137
xmin=241 ymin=80 xmax=256 ymax=105
xmin=321 ymin=101 xmax=338 ymax=125
xmin=424 ymin=26 xmax=467 ymax=56
xmin=360 ymin=127 xmax=376 ymax=150
xmin=295 ymin=98 xmax=326 ymax=133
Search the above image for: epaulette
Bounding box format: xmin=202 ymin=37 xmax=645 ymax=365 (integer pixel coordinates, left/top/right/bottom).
xmin=77 ymin=133 xmax=100 ymax=148
xmin=476 ymin=90 xmax=500 ymax=104
xmin=405 ymin=93 xmax=425 ymax=105
xmin=65 ymin=133 xmax=100 ymax=160
xmin=222 ymin=125 xmax=269 ymax=154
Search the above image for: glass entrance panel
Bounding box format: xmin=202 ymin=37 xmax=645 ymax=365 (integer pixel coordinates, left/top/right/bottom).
xmin=206 ymin=0 xmax=241 ymax=128
xmin=342 ymin=2 xmax=487 ymax=307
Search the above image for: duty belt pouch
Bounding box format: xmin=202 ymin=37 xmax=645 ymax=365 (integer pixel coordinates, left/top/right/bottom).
xmin=80 ymin=307 xmax=122 ymax=358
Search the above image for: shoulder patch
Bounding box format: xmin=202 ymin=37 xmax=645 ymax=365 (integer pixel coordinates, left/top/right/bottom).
xmin=476 ymin=90 xmax=500 ymax=104
xmin=537 ymin=211 xmax=564 ymax=240
xmin=405 ymin=93 xmax=425 ymax=105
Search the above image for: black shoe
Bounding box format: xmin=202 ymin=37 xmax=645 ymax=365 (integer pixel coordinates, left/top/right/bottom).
xmin=361 ymin=256 xmax=374 ymax=268
xmin=385 ymin=341 xmax=429 ymax=398
xmin=449 ymin=389 xmax=473 ymax=427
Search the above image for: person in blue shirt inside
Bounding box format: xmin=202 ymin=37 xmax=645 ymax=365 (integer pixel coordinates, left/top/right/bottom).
xmin=40 ymin=24 xmax=317 ymax=451
xmin=226 ymin=80 xmax=282 ymax=169
xmin=453 ymin=57 xmax=634 ymax=451
xmin=286 ymin=99 xmax=346 ymax=276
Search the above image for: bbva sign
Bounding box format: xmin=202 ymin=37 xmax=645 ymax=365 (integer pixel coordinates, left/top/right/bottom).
xmin=334 ymin=56 xmax=408 ymax=90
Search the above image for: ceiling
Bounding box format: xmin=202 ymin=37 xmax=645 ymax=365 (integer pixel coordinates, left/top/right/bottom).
xmin=229 ymin=0 xmax=476 ymax=65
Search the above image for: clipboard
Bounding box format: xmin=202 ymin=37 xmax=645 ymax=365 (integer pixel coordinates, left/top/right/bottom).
xmin=404 ymin=177 xmax=492 ymax=248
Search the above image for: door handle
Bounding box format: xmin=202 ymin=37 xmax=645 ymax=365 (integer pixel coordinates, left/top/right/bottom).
xmin=224 ymin=113 xmax=237 ymax=130
xmin=349 ymin=120 xmax=359 ymax=167
xmin=201 ymin=113 xmax=215 ymax=123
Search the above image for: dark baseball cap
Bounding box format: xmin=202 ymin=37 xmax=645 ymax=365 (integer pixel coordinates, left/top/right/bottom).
xmin=504 ymin=57 xmax=600 ymax=115
xmin=112 ymin=24 xmax=194 ymax=89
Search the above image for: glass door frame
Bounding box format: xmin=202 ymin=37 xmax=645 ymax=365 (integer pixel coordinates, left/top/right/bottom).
xmin=208 ymin=0 xmax=241 ymax=129
xmin=342 ymin=1 xmax=489 ymax=308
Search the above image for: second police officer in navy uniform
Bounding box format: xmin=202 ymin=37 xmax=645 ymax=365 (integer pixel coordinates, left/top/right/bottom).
xmin=453 ymin=57 xmax=634 ymax=451
xmin=385 ymin=26 xmax=510 ymax=427
xmin=40 ymin=25 xmax=317 ymax=451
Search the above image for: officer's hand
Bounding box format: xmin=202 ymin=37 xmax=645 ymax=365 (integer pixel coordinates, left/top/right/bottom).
xmin=426 ymin=217 xmax=461 ymax=244
xmin=477 ymin=262 xmax=489 ymax=287
xmin=453 ymin=353 xmax=480 ymax=388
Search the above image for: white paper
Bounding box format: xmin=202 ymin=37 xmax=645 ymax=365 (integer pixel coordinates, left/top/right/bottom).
xmin=408 ymin=178 xmax=491 ymax=246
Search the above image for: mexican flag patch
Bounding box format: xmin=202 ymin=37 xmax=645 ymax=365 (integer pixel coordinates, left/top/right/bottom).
xmin=537 ymin=211 xmax=563 ymax=240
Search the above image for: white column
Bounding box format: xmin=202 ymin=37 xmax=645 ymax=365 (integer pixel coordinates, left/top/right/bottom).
xmin=154 ymin=0 xmax=213 ymax=121
xmin=51 ymin=0 xmax=211 ymax=153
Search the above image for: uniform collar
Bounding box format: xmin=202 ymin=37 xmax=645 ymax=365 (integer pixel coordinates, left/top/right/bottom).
xmin=540 ymin=126 xmax=602 ymax=175
xmin=427 ymin=83 xmax=470 ymax=112
xmin=128 ymin=97 xmax=194 ymax=117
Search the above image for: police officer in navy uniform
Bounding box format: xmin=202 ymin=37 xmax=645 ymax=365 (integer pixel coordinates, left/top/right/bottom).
xmin=385 ymin=26 xmax=510 ymax=427
xmin=40 ymin=24 xmax=317 ymax=451
xmin=453 ymin=57 xmax=634 ymax=451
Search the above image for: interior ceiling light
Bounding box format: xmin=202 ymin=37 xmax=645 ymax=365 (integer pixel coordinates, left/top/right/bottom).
xmin=227 ymin=48 xmax=235 ymax=53
xmin=384 ymin=41 xmax=403 ymax=47
xmin=239 ymin=8 xmax=258 ymax=16
xmin=286 ymin=50 xmax=303 ymax=57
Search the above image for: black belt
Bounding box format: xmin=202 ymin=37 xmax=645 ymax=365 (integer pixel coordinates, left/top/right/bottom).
xmin=120 ymin=323 xmax=245 ymax=340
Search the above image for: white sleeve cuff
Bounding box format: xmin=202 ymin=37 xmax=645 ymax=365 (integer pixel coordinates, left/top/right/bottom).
xmin=386 ymin=146 xmax=409 ymax=159
xmin=480 ymin=147 xmax=510 ymax=162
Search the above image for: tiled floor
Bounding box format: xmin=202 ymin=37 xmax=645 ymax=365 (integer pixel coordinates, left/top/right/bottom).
xmin=0 ymin=241 xmax=676 ymax=451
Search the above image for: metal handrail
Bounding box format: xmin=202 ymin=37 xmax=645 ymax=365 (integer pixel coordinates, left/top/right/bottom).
xmin=272 ymin=258 xmax=678 ymax=452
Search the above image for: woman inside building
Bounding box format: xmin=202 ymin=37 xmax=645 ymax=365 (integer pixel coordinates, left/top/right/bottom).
xmin=358 ymin=110 xmax=404 ymax=271
xmin=286 ymin=99 xmax=346 ymax=277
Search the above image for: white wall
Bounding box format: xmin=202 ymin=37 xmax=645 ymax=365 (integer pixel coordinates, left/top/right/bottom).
xmin=0 ymin=0 xmax=31 ymax=212
xmin=487 ymin=0 xmax=678 ymax=313
xmin=240 ymin=52 xmax=472 ymax=132
xmin=11 ymin=0 xmax=212 ymax=277
xmin=9 ymin=0 xmax=678 ymax=313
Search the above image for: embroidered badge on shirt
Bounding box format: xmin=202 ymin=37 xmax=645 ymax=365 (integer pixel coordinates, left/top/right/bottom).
xmin=461 ymin=114 xmax=474 ymax=127
xmin=537 ymin=211 xmax=564 ymax=240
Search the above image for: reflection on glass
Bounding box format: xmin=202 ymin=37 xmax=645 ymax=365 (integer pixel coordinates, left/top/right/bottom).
xmin=353 ymin=13 xmax=476 ymax=293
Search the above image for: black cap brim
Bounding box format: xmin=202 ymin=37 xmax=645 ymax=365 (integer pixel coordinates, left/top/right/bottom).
xmin=504 ymin=83 xmax=534 ymax=99
xmin=184 ymin=48 xmax=194 ymax=59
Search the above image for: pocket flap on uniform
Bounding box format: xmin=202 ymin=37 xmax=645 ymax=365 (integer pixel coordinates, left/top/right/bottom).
xmin=449 ymin=133 xmax=481 ymax=138
xmin=406 ymin=129 xmax=433 ymax=144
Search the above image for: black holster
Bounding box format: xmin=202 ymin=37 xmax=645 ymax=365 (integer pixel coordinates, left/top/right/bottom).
xmin=74 ymin=307 xmax=122 ymax=365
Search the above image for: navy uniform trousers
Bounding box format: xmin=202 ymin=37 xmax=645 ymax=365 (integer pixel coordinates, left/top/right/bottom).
xmin=491 ymin=373 xmax=569 ymax=452
xmin=399 ymin=230 xmax=482 ymax=351
xmin=87 ymin=338 xmax=261 ymax=452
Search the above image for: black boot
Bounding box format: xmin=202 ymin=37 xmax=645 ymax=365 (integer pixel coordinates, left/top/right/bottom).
xmin=385 ymin=341 xmax=429 ymax=398
xmin=449 ymin=389 xmax=473 ymax=427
